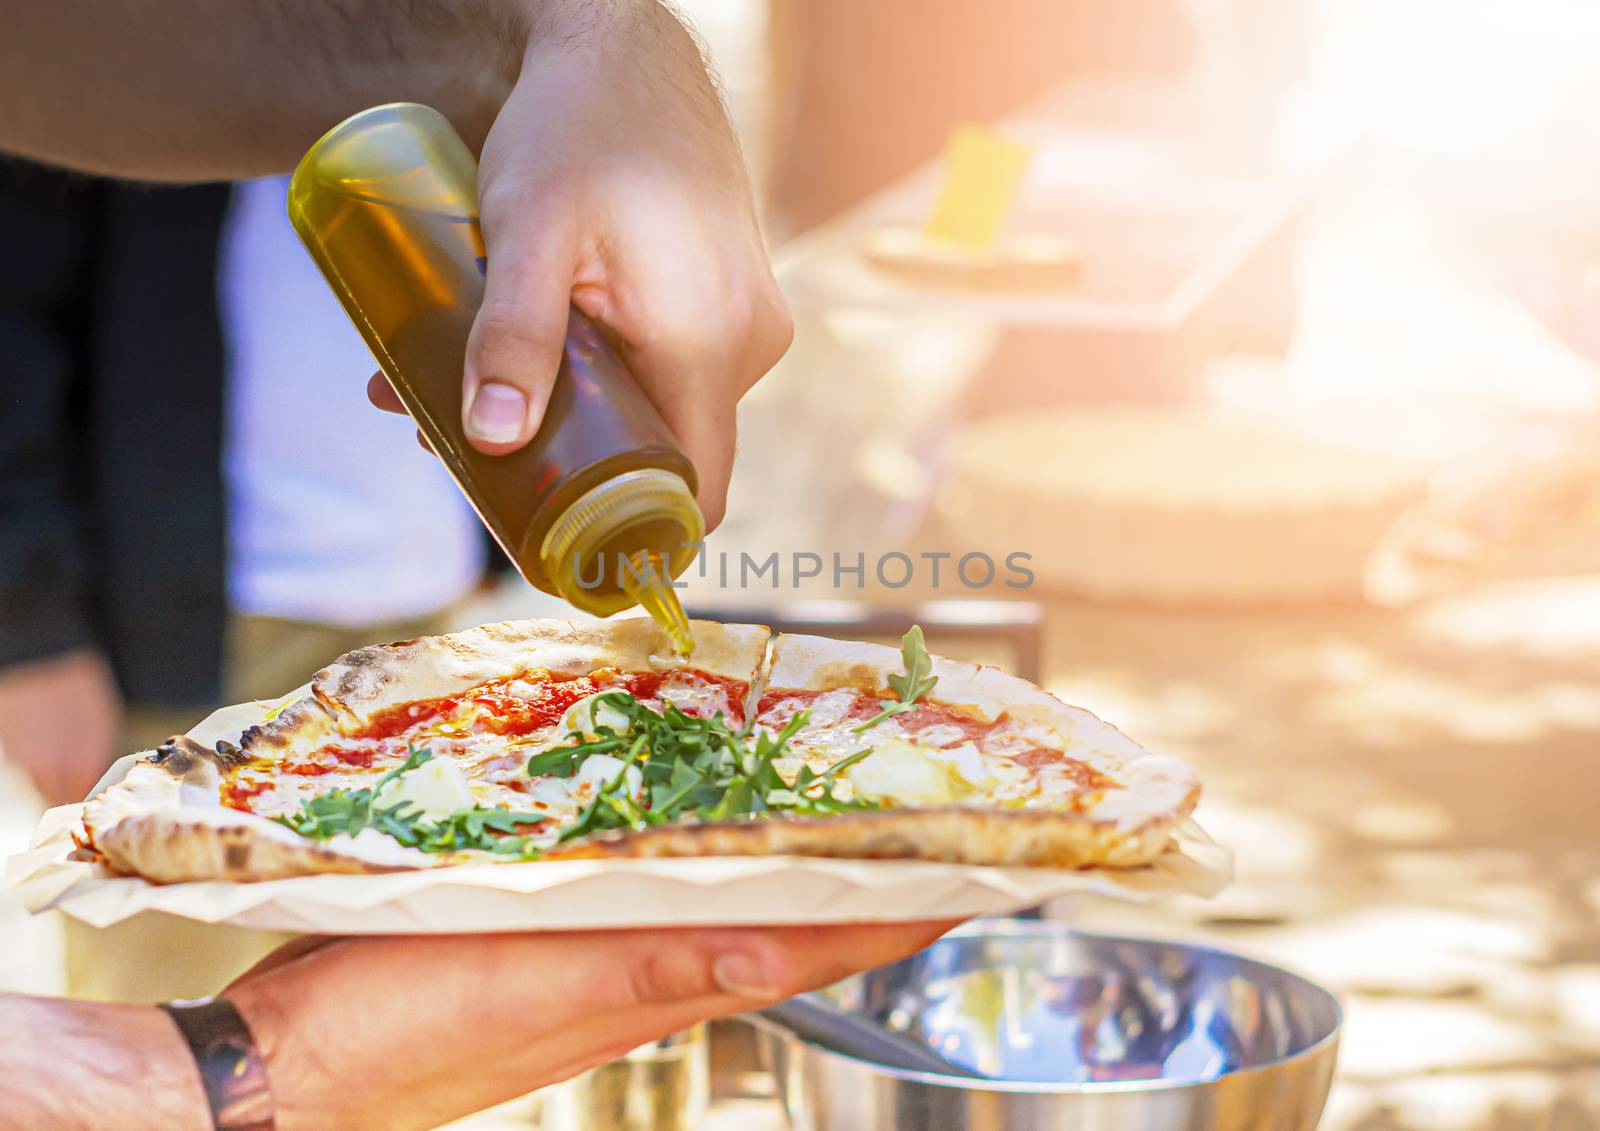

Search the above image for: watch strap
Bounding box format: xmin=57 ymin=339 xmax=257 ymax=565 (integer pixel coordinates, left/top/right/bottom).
xmin=160 ymin=996 xmax=275 ymax=1131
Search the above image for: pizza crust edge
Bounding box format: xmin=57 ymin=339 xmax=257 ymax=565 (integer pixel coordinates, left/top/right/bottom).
xmin=540 ymin=805 xmax=1187 ymax=869
xmin=233 ymin=616 xmax=772 ymax=759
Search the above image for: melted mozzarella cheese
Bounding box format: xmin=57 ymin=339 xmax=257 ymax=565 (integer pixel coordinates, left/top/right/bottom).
xmin=656 ymin=678 xmax=732 ymax=718
xmin=572 ymin=753 xmax=643 ymax=800
xmin=757 ymin=710 xmax=903 ymax=767
xmin=756 ymin=691 xmax=1119 ymax=811
xmin=924 ymin=741 xmax=995 ymax=787
xmin=326 ymin=826 xmax=434 ymax=866
xmin=524 ymin=775 xmax=577 ymax=810
xmin=912 ymin=723 xmax=971 ymax=748
xmin=375 ymin=757 xmax=475 ymax=819
xmin=845 ymin=739 xmax=958 ymax=806
xmin=799 ymin=689 xmax=859 ymax=728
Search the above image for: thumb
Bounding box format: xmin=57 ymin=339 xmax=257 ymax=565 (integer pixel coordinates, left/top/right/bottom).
xmin=462 ymin=203 xmax=577 ymax=454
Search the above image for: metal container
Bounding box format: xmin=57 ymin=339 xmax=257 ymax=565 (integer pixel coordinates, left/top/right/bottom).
xmin=756 ymin=922 xmax=1340 ymax=1131
xmin=538 ymin=1024 xmax=708 ymax=1131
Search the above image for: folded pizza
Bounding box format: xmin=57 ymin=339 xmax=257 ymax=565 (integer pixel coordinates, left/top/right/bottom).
xmin=81 ymin=618 xmax=1200 ymax=883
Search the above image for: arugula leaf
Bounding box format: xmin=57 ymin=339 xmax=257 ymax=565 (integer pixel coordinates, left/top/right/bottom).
xmin=801 ymin=746 xmax=875 ymax=789
xmin=651 ymin=757 xmax=707 ymax=815
xmin=533 ymin=690 xmax=883 ymax=837
xmin=524 ymin=690 xmax=639 ymax=778
xmin=853 ymin=625 xmax=938 ymax=733
xmin=775 ymin=746 xmax=882 ymax=814
xmin=527 ymin=737 xmax=615 ymax=778
xmin=555 ymin=731 xmax=654 ymax=843
xmin=274 ymin=745 xmax=548 ymax=859
xmin=279 ymin=676 xmax=894 ymax=857
xmin=274 ymin=744 xmax=430 ymax=840
xmin=705 ymin=710 xmax=809 ymax=822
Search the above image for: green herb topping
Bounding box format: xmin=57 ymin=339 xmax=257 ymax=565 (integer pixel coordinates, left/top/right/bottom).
xmin=540 ymin=691 xmax=881 ymax=846
xmin=275 ymin=683 xmax=886 ymax=857
xmin=853 ymin=625 xmax=939 ymax=733
xmin=273 ymin=748 xmax=549 ymax=858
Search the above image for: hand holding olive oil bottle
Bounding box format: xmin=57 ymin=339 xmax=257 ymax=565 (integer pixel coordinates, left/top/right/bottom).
xmin=288 ymin=103 xmax=701 ymax=653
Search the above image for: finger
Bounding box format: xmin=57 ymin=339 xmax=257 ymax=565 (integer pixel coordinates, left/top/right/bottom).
xmin=41 ymin=752 xmax=105 ymax=807
xmin=412 ymin=920 xmax=956 ymax=1102
xmin=674 ymin=396 xmax=737 ymax=531
xmin=600 ymin=319 xmax=743 ymax=530
xmin=598 ymin=920 xmax=960 ymax=1012
xmin=366 ymin=371 xmax=406 ymax=414
xmin=37 ymin=764 xmax=71 ymax=809
xmin=66 ymin=762 xmax=107 ymax=805
xmin=364 ymin=372 xmax=435 ymax=456
xmin=588 ymin=260 xmax=791 ymax=531
xmin=513 ymin=920 xmax=961 ymax=1079
xmin=736 ymin=270 xmax=796 ymax=394
xmin=464 ymin=187 xmax=580 ymax=454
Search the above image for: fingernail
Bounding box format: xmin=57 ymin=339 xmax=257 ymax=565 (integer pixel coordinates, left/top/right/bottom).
xmin=713 ymin=953 xmax=777 ymax=999
xmin=466 ymin=381 xmax=529 ymax=444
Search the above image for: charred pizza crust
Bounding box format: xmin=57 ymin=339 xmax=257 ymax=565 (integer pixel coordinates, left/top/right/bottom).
xmin=240 ymin=615 xmax=770 ymax=757
xmin=84 ymin=618 xmax=1200 ymax=883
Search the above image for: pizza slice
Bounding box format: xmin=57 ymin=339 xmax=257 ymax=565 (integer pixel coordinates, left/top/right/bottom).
xmin=740 ymin=629 xmax=1200 ymax=868
xmin=84 ymin=618 xmax=768 ymax=883
xmin=80 ymin=618 xmax=1200 ymax=883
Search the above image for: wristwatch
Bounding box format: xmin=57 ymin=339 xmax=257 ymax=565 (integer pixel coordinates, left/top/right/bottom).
xmin=160 ymin=997 xmax=275 ymax=1131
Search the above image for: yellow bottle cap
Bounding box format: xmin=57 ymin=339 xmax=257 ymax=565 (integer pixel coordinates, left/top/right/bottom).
xmin=539 ymin=468 xmax=704 ymax=640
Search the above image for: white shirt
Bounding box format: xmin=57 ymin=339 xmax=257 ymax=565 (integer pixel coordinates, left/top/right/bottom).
xmin=219 ymin=176 xmax=484 ymax=627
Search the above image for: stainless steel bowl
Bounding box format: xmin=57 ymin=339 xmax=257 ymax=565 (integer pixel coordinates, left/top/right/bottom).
xmin=756 ymin=922 xmax=1341 ymax=1131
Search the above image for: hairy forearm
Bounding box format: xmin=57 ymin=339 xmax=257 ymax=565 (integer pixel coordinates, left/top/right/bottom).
xmin=0 ymin=994 xmax=209 ymax=1130
xmin=0 ymin=0 xmax=648 ymax=181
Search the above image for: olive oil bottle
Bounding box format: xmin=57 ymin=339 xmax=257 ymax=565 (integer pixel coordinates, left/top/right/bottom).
xmin=288 ymin=103 xmax=700 ymax=652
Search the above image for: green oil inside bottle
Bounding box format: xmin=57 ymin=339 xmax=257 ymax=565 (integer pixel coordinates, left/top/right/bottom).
xmin=288 ymin=103 xmax=701 ymax=654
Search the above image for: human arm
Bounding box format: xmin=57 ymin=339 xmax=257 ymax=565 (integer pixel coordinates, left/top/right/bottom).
xmin=0 ymin=921 xmax=951 ymax=1131
xmin=0 ymin=652 xmax=123 ymax=808
xmin=0 ymin=993 xmax=211 ymax=1130
xmin=0 ymin=0 xmax=528 ymax=181
xmin=3 ymin=0 xmax=791 ymax=521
